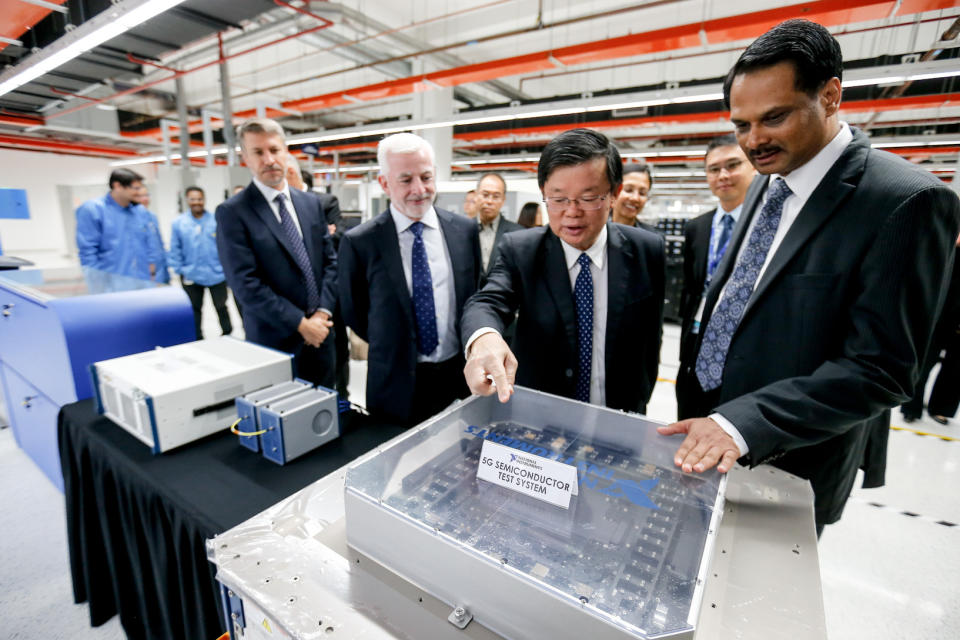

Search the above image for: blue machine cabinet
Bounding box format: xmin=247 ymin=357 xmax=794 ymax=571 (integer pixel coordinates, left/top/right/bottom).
xmin=0 ymin=266 xmax=194 ymax=490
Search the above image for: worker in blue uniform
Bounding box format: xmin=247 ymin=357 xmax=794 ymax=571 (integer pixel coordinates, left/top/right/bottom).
xmin=169 ymin=185 xmax=233 ymax=339
xmin=76 ymin=168 xmax=162 ymax=281
xmin=132 ymin=183 xmax=170 ymax=283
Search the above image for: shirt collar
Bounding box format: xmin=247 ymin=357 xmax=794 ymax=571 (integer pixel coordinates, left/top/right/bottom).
xmin=253 ymin=177 xmax=292 ymax=207
xmin=772 ymin=121 xmax=852 ymax=201
xmin=479 ymin=214 xmax=501 ymax=233
xmin=560 ymin=224 xmax=607 ymax=271
xmin=714 ymin=202 xmax=743 ymax=228
xmin=390 ymin=203 xmax=439 ymax=234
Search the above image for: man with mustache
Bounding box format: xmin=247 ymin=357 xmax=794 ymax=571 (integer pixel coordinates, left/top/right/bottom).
xmin=216 ymin=118 xmax=339 ymax=386
xmin=657 ymin=19 xmax=960 ymax=536
xmin=339 ymin=133 xmax=481 ymax=425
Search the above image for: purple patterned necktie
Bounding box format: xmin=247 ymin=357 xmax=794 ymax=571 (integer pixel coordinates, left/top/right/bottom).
xmin=275 ymin=193 xmax=320 ymax=312
xmin=574 ymin=252 xmax=593 ymax=402
xmin=695 ymin=178 xmax=792 ymax=391
xmin=410 ymin=221 xmax=439 ymax=355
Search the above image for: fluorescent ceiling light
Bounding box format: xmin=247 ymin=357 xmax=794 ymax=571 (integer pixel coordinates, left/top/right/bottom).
xmin=671 ymin=92 xmax=723 ymax=104
xmin=872 ymin=140 xmax=960 ymax=148
xmin=0 ymin=0 xmax=189 ymax=98
xmin=842 ymin=76 xmax=906 ymax=88
xmin=906 ymin=70 xmax=960 ymax=82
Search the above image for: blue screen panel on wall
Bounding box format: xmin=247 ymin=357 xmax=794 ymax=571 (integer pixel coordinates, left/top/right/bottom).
xmin=0 ymin=189 xmax=30 ymax=219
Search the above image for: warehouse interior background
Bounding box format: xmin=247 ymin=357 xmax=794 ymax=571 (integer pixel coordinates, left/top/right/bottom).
xmin=0 ymin=0 xmax=958 ymax=638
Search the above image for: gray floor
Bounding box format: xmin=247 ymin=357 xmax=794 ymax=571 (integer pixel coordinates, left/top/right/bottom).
xmin=1 ymin=321 xmax=958 ymax=639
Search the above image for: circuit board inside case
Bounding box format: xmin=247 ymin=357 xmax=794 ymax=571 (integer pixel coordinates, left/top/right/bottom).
xmin=345 ymin=388 xmax=725 ymax=640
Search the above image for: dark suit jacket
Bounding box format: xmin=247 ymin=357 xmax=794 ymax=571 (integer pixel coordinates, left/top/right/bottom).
xmin=339 ymin=208 xmax=481 ymax=423
xmin=461 ymin=222 xmax=665 ymax=413
xmin=693 ymin=128 xmax=960 ymax=525
xmin=215 ymin=183 xmax=337 ymax=352
xmin=480 ymin=215 xmax=524 ymax=287
xmin=678 ymin=210 xmax=714 ymax=361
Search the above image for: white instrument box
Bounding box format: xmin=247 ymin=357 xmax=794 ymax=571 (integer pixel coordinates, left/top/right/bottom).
xmin=92 ymin=337 xmax=293 ymax=453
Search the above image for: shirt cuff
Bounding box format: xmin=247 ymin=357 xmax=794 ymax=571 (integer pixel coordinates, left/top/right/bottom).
xmin=709 ymin=412 xmax=750 ymax=457
xmin=315 ymin=307 xmax=333 ymax=318
xmin=465 ymin=327 xmax=501 ymax=359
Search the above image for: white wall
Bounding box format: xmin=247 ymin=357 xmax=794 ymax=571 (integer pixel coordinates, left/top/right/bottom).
xmin=0 ymin=148 xmax=114 ymax=254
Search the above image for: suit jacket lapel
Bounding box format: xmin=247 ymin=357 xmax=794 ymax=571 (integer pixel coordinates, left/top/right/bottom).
xmin=437 ymin=209 xmax=470 ymax=314
xmin=744 ymin=132 xmax=868 ymax=318
xmin=605 ymin=223 xmax=633 ymax=382
xmin=247 ymin=184 xmax=302 ymax=267
xmin=289 ymin=188 xmax=319 ymax=270
xmin=542 ymin=231 xmax=578 ymax=357
xmin=701 ymin=176 xmax=765 ymax=319
xmin=485 ymin=216 xmax=507 ymax=276
xmin=375 ymin=212 xmax=415 ymax=328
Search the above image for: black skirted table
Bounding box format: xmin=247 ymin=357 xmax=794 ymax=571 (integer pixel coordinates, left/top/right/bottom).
xmin=58 ymin=399 xmax=406 ymax=640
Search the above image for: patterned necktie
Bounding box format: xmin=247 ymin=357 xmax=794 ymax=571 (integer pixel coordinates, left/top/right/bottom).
xmin=696 ymin=178 xmax=793 ymax=391
xmin=574 ymin=252 xmax=593 ymax=402
xmin=275 ymin=193 xmax=321 ymax=312
xmin=410 ymin=222 xmax=439 ymax=355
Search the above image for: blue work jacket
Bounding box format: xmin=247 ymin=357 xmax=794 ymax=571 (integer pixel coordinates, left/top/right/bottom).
xmin=75 ymin=193 xmax=161 ymax=281
xmin=168 ymin=210 xmax=225 ymax=286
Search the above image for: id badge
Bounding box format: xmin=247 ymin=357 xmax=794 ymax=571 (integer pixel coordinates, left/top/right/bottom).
xmin=691 ymin=295 xmax=707 ymax=334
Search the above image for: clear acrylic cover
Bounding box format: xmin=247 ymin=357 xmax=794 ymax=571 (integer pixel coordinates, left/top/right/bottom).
xmin=344 ymin=386 xmax=726 ymax=639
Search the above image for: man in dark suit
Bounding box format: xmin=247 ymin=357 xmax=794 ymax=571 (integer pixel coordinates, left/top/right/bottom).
xmin=462 ymin=128 xmax=665 ymax=413
xmin=675 ymin=135 xmax=754 ymax=419
xmin=216 ymin=118 xmax=338 ymax=387
xmin=657 ymin=20 xmax=960 ymax=535
xmin=339 ymin=133 xmax=481 ymax=425
xmin=476 ymin=172 xmax=523 ymax=287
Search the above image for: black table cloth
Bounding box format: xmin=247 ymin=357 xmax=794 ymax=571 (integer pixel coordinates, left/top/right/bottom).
xmin=59 ymin=399 xmax=405 ymax=640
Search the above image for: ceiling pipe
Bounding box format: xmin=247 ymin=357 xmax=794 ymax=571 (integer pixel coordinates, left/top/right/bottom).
xmin=863 ymin=16 xmax=960 ymax=131
xmin=45 ymin=0 xmax=335 ymax=121
xmin=0 ymin=133 xmax=140 ymax=156
xmin=231 ymin=0 xmax=955 ymax=120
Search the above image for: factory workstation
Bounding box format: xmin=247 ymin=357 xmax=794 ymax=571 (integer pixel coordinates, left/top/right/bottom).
xmin=2 ymin=1 xmax=960 ymax=639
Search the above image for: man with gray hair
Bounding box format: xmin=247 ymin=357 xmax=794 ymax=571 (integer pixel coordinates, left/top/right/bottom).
xmin=339 ymin=132 xmax=481 ymax=425
xmin=216 ymin=117 xmax=339 ymax=386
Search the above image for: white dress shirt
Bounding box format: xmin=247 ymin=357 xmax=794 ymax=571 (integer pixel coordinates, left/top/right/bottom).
xmin=466 ymin=226 xmax=609 ymax=406
xmin=252 ymin=178 xmax=304 ymax=238
xmin=390 ymin=205 xmax=458 ymax=363
xmin=710 ymin=122 xmax=854 ymax=455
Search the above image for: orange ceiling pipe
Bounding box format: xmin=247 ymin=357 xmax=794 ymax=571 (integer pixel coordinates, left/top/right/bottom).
xmin=0 ymin=112 xmax=44 ymax=127
xmin=1 ymin=0 xmax=67 ymax=53
xmin=234 ymin=0 xmax=952 ymax=120
xmin=120 ymin=117 xmax=223 ymax=140
xmin=0 ymin=134 xmax=140 ymax=157
xmin=452 ymin=93 xmax=960 ymax=142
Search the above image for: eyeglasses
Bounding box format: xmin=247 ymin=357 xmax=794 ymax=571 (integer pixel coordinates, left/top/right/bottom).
xmin=542 ymin=194 xmax=609 ymax=212
xmin=706 ymin=159 xmax=744 ymax=176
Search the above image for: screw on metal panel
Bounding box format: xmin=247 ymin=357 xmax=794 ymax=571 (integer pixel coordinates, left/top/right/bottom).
xmin=453 ymin=607 xmax=465 ymax=620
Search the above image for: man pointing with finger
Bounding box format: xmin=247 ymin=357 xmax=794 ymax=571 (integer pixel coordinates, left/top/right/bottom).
xmin=461 ymin=128 xmax=665 ymax=413
xmin=657 ymin=20 xmax=960 ymax=535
